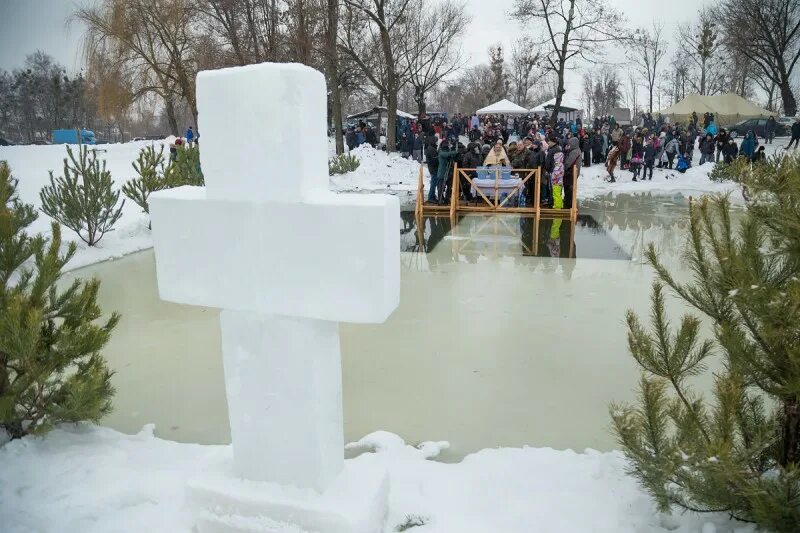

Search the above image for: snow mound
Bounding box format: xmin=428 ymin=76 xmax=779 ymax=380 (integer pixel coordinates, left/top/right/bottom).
xmin=329 ymin=145 xmax=425 ymax=205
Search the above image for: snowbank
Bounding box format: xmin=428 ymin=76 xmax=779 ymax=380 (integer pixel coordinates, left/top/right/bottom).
xmin=329 ymin=143 xmax=426 ymax=206
xmin=0 ymin=424 xmax=752 ymax=533
xmin=0 ymin=140 xmax=167 ymax=271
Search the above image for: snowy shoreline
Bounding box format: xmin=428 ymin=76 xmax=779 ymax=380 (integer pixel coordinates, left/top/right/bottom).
xmin=0 ymin=423 xmax=753 ymax=533
xmin=0 ymin=139 xmax=778 ymax=272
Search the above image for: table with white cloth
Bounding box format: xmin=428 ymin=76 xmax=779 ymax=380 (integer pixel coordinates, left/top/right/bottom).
xmin=470 ymin=166 xmax=524 ymax=205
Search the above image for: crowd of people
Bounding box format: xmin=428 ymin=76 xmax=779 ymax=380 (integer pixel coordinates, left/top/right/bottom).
xmin=406 ymin=110 xmax=800 ymax=208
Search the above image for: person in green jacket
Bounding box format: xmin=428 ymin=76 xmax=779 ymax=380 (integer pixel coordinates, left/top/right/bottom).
xmin=436 ymin=136 xmax=459 ymax=204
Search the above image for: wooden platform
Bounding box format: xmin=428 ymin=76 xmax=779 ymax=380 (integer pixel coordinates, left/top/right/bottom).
xmin=415 ymin=164 xmax=579 ymax=221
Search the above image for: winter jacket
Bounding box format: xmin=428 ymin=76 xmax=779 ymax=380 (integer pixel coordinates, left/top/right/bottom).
xmin=664 ymin=138 xmax=680 ymax=155
xmin=722 ymin=141 xmax=738 ymax=162
xmin=399 ymin=135 xmax=413 ymax=153
xmin=545 ymin=143 xmax=563 ymax=173
xmin=436 ymin=144 xmax=458 ymax=181
xmin=643 ymin=144 xmax=657 ymax=164
xmin=715 ymin=131 xmax=728 ymax=150
xmin=462 ymin=144 xmax=483 ymax=169
xmin=740 ymin=132 xmax=757 ymax=158
xmin=765 ymin=117 xmax=776 ymax=134
xmin=425 ymin=143 xmax=439 ymax=170
xmin=365 ymin=128 xmax=378 ymax=146
xmin=564 ymin=138 xmax=581 ymax=169
xmin=792 ymin=121 xmax=800 ymax=138
xmin=676 ymin=154 xmax=689 ymax=173
xmin=700 ymin=137 xmax=715 ymax=155
xmin=527 ymin=147 xmax=546 ymax=170
xmin=551 ymin=151 xmax=565 ymax=186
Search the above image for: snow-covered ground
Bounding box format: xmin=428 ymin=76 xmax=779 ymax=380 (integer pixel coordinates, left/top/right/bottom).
xmin=0 ymin=138 xmax=790 ymax=271
xmin=0 ymin=424 xmax=753 ymax=533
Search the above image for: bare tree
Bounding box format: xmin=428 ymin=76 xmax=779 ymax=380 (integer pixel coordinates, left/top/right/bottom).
xmin=77 ymin=0 xmax=200 ymax=132
xmin=628 ymin=23 xmax=666 ymax=113
xmin=677 ymin=9 xmax=726 ymax=96
xmin=340 ymin=0 xmax=413 ymax=152
xmin=401 ymin=0 xmax=469 ymax=116
xmin=589 ymin=66 xmax=621 ymax=116
xmin=624 ymin=71 xmax=639 ymax=117
xmin=581 ymin=70 xmax=594 ymax=118
xmin=715 ymin=0 xmax=799 ymax=116
xmin=198 ymin=0 xmax=285 ymax=64
xmin=510 ymin=37 xmax=542 ymax=107
xmin=512 ymin=0 xmax=627 ymax=126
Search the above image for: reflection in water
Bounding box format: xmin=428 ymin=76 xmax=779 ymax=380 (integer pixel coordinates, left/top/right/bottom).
xmin=400 ymin=211 xmax=630 ymax=262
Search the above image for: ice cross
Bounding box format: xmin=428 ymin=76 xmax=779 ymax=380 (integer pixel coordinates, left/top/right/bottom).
xmin=149 ymin=63 xmax=400 ymax=493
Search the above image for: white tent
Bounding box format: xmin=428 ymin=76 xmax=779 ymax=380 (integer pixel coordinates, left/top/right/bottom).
xmin=476 ymin=99 xmax=529 ymax=115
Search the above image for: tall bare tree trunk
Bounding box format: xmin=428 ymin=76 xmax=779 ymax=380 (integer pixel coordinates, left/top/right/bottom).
xmin=550 ymin=1 xmax=574 ymax=127
xmin=326 ymin=0 xmax=344 ymax=154
xmin=164 ymin=94 xmax=179 ymax=136
xmin=376 ymin=2 xmax=397 ymax=152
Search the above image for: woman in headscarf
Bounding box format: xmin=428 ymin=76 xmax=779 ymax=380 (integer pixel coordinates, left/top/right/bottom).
xmin=563 ymin=137 xmax=581 ymax=209
xmin=483 ymin=139 xmax=510 ymax=166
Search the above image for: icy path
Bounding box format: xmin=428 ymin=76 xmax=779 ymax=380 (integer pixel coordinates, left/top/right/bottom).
xmin=0 ymin=424 xmax=753 ymax=533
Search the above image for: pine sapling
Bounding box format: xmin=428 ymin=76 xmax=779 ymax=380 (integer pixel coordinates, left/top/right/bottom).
xmin=611 ymin=153 xmax=800 ymax=531
xmin=1 ymin=161 xmax=118 ymax=439
xmin=164 ymin=143 xmax=203 ymax=187
xmin=39 ymin=145 xmax=125 ymax=246
xmin=123 ymin=145 xmax=169 ymax=223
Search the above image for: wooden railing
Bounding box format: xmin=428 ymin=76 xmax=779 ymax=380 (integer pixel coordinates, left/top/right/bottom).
xmin=416 ymin=163 xmax=578 ymax=221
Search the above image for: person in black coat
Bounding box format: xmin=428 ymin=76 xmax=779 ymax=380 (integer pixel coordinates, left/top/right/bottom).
xmin=765 ymin=116 xmax=776 ymax=144
xmin=751 ymin=145 xmax=766 ymax=164
xmin=643 ymin=139 xmax=657 ymax=180
xmin=365 ymin=126 xmax=378 ymax=147
xmin=722 ymin=138 xmax=739 ymax=163
xmin=788 ymin=117 xmax=800 ymax=149
xmin=345 ymin=127 xmax=357 ymax=151
xmin=591 ymin=129 xmax=604 ymax=163
xmin=526 ymin=140 xmax=547 ymax=206
xmin=714 ymin=129 xmax=728 ymax=163
xmin=468 ymin=125 xmax=482 ymax=142
xmin=424 ymin=139 xmax=439 ymax=201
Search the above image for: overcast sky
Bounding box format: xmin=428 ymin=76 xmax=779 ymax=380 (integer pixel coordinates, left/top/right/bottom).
xmin=1 ymin=0 xmax=714 ymax=104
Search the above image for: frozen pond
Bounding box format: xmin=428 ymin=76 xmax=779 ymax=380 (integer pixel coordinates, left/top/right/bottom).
xmin=64 ymin=192 xmax=724 ymax=460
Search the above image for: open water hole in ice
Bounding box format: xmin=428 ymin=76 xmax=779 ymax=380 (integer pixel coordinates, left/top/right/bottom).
xmin=62 ymin=192 xmax=734 ymax=461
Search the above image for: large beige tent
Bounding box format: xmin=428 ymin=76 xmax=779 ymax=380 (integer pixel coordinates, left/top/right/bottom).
xmin=660 ymin=93 xmax=774 ymax=125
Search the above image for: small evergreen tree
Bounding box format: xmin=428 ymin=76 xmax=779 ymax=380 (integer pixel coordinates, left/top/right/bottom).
xmin=328 ymin=153 xmax=360 ymax=175
xmin=611 ymin=154 xmax=800 ymax=531
xmin=122 ymin=145 xmax=169 ymax=216
xmin=122 ymin=144 xmax=204 ymax=227
xmin=39 ymin=146 xmax=125 ymax=246
xmin=0 ymin=161 xmax=118 ymax=439
xmin=164 ymin=143 xmax=204 ymax=187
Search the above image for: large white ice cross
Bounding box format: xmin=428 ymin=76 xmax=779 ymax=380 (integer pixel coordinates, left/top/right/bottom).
xmin=149 ymin=63 xmax=400 ymax=492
